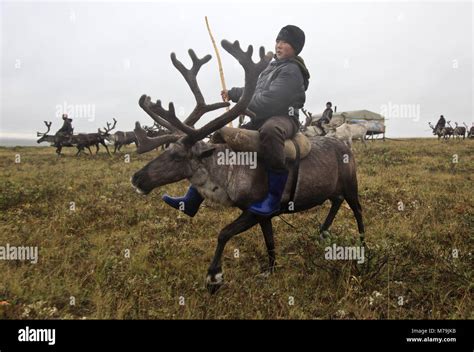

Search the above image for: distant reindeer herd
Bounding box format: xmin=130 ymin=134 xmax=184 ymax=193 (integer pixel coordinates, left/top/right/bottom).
xmin=37 ymin=115 xmax=473 ymax=156
xmin=37 ymin=119 xmax=171 ymax=156
xmin=428 ymin=121 xmax=473 ymax=140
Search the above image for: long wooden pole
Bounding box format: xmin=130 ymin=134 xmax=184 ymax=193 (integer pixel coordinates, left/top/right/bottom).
xmin=205 ymin=16 xmax=233 ymax=127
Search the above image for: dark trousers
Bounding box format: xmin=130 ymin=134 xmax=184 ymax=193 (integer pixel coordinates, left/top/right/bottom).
xmin=242 ymin=116 xmax=299 ymax=171
xmin=434 ymin=122 xmax=445 ymax=131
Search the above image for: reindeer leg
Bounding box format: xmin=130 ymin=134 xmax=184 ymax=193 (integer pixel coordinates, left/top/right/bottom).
xmin=259 ymin=217 xmax=276 ymax=273
xmin=345 ymin=194 xmax=365 ymax=244
xmin=320 ymin=196 xmax=344 ymax=239
xmin=95 ymin=144 xmax=99 ymax=154
xmin=101 ymin=141 xmax=111 ymax=156
xmin=206 ymin=210 xmax=259 ymax=294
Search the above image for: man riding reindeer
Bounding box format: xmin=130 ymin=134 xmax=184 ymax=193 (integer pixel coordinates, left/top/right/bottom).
xmin=162 ymin=25 xmax=310 ymax=217
xmin=434 ymin=114 xmax=446 ymax=133
xmin=55 ymin=113 xmax=74 ymax=144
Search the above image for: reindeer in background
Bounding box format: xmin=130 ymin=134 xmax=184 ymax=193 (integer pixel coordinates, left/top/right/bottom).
xmin=301 ymin=108 xmax=326 ymax=136
xmin=444 ymin=121 xmax=455 ymax=139
xmin=108 ymin=122 xmax=171 ymax=153
xmin=428 ymin=122 xmax=444 ymax=140
xmin=143 ymin=123 xmax=173 ymax=150
xmin=74 ymin=118 xmax=117 ymax=156
xmin=37 ymin=119 xmax=117 ymax=156
xmin=107 ymin=123 xmax=138 ymax=153
xmin=130 ymin=40 xmax=365 ymax=294
xmin=453 ymin=122 xmax=466 ymax=140
xmin=464 ymin=123 xmax=474 ymax=139
xmin=429 ymin=121 xmax=454 ymax=140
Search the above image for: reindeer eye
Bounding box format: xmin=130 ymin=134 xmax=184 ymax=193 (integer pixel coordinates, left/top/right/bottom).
xmin=170 ymin=148 xmax=186 ymax=161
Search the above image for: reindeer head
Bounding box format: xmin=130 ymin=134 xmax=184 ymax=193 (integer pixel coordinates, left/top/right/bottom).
xmin=131 ymin=40 xmax=272 ymax=195
xmin=428 ymin=122 xmax=439 ymax=134
xmin=132 ymin=138 xmax=219 ymax=194
xmin=37 ymin=121 xmax=52 ymax=143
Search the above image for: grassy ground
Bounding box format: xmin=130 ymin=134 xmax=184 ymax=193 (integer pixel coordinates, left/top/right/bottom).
xmin=0 ymin=138 xmax=472 ymax=319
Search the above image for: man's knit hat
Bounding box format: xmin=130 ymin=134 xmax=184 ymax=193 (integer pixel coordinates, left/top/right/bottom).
xmin=276 ymin=25 xmax=305 ymax=55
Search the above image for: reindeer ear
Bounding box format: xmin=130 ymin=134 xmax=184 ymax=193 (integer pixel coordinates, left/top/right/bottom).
xmin=192 ymin=143 xmax=215 ymax=159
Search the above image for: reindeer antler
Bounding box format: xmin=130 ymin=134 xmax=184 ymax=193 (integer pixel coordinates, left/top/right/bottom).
xmin=136 ymin=39 xmax=272 ymax=152
xmin=139 ymin=49 xmax=231 ymax=134
xmin=100 ymin=118 xmax=118 ymax=134
xmin=184 ymin=41 xmax=271 ymax=144
xmin=171 ymin=50 xmax=230 ymax=126
xmin=108 ymin=118 xmax=117 ymax=132
xmin=301 ymin=109 xmax=313 ymax=129
xmin=37 ymin=121 xmax=52 ymax=137
xmin=139 ymin=96 xmax=182 ymax=133
xmin=134 ymin=122 xmax=181 ymax=154
xmin=301 ymin=108 xmax=312 ymax=118
xmin=140 ymin=97 xmax=196 ymax=136
xmin=154 ymin=40 xmax=272 ymax=144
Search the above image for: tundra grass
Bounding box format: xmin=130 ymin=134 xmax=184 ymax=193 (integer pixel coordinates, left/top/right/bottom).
xmin=0 ymin=138 xmax=472 ymax=319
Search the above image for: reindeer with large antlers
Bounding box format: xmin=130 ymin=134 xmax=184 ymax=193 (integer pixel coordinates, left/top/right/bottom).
xmin=74 ymin=118 xmax=117 ymax=156
xmin=131 ymin=40 xmax=365 ymax=294
xmin=444 ymin=121 xmax=455 ymax=139
xmin=37 ymin=121 xmax=78 ymax=155
xmin=464 ymin=123 xmax=474 ymax=139
xmin=453 ymin=122 xmax=466 ymax=140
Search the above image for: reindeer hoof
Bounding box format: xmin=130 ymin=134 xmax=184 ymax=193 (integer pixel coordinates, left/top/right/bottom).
xmin=319 ymin=230 xmax=331 ymax=240
xmin=318 ymin=225 xmax=332 ymax=240
xmin=206 ymin=272 xmax=224 ymax=295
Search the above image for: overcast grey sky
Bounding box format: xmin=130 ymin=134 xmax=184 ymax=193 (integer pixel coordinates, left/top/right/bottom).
xmin=1 ymin=0 xmax=472 ymax=140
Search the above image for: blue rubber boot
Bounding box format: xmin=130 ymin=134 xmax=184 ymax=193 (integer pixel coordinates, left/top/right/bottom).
xmin=162 ymin=186 xmax=204 ymax=217
xmin=249 ymin=169 xmax=288 ymax=216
